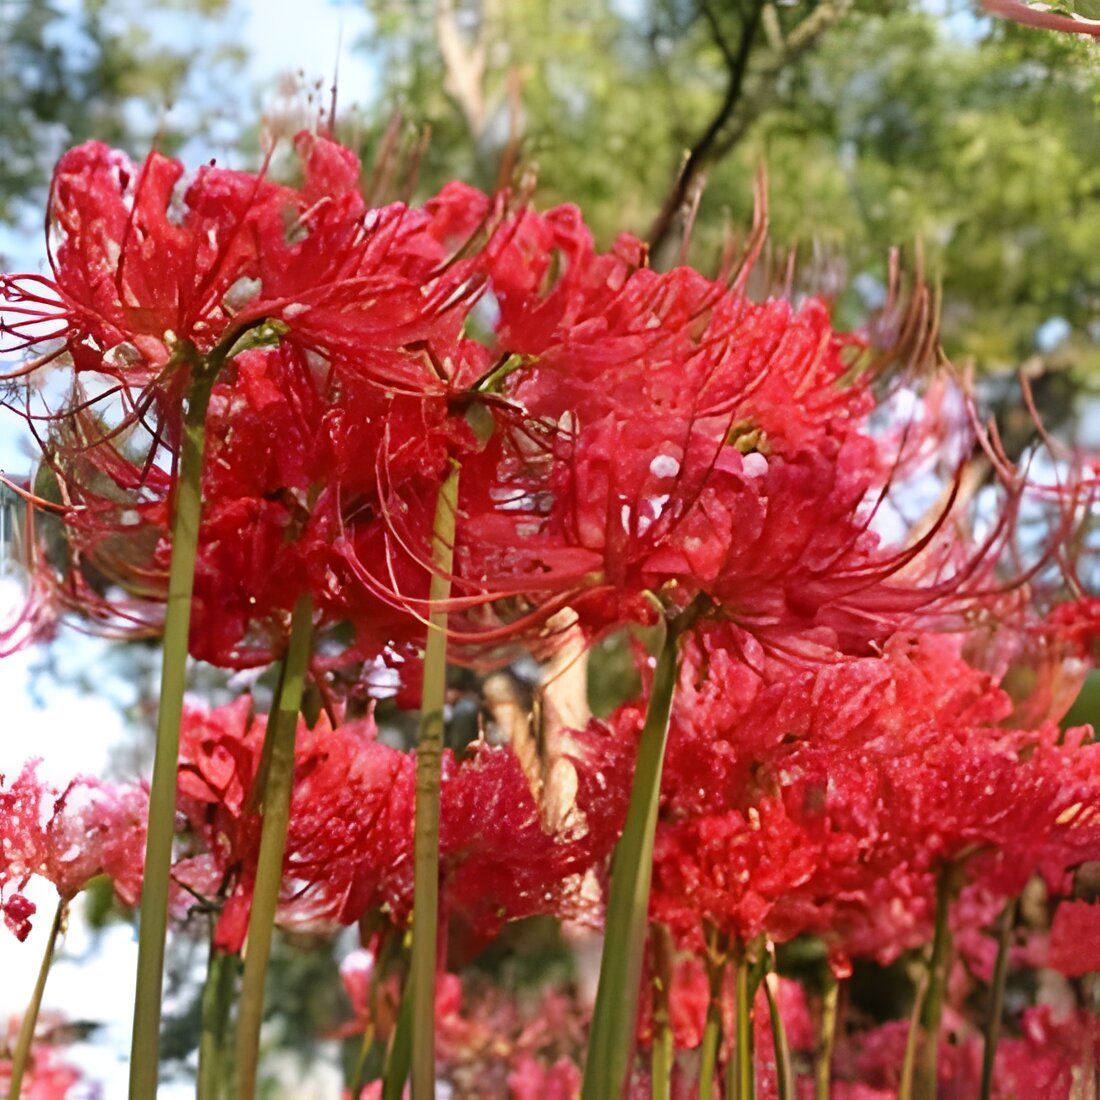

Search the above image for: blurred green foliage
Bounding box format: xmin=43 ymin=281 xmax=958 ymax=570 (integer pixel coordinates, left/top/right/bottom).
xmin=3 ymin=0 xmax=1096 ymax=373
xmin=357 ymin=0 xmax=1100 ymax=377
xmin=0 ymin=0 xmax=247 ymax=227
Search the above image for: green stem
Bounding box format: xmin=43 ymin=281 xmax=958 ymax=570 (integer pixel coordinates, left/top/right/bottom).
xmin=581 ymin=621 xmax=684 ymax=1100
xmin=814 ymin=969 xmax=839 ymax=1100
xmin=409 ymin=461 xmax=460 ymax=1100
xmin=130 ymin=369 xmax=217 ymax=1100
xmin=732 ymin=950 xmax=754 ymax=1100
xmin=898 ymin=969 xmax=929 ymax=1100
xmin=349 ymin=1021 xmax=377 ymax=1098
xmin=351 ymin=923 xmax=400 ymax=1095
xmin=980 ymin=897 xmax=1016 ymax=1100
xmin=650 ymin=923 xmax=674 ymax=1100
xmin=235 ymin=593 xmax=314 ymax=1100
xmin=698 ymin=1009 xmax=721 ymax=1100
xmin=698 ymin=926 xmax=727 ymax=1100
xmin=914 ymin=871 xmax=953 ymax=1100
xmin=1074 ymin=976 xmax=1099 ymax=1100
xmin=7 ymin=899 xmax=64 ymax=1100
xmin=247 ymin=652 xmax=289 ymax=815
xmin=197 ymin=947 xmax=239 ymax=1100
xmin=763 ymin=972 xmax=794 ymax=1100
xmin=382 ymin=977 xmax=414 ymax=1100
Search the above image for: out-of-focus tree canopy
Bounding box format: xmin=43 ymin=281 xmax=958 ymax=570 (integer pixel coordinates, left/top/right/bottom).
xmin=0 ymin=0 xmax=248 ymax=230
xmin=358 ymin=0 xmax=1100 ymax=377
xmin=1 ymin=1 xmax=1097 ymax=373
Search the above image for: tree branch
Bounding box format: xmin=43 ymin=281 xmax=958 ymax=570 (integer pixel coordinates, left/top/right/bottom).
xmin=711 ymin=0 xmax=854 ymax=162
xmin=647 ymin=0 xmax=766 ymax=258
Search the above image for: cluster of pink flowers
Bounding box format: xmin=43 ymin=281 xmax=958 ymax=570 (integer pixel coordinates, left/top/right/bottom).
xmin=2 ymin=126 xmax=1099 ymax=1098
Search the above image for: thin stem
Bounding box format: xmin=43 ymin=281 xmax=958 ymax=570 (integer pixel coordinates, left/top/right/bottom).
xmin=651 ymin=923 xmax=674 ymax=1100
xmin=763 ymin=971 xmax=794 ymax=1100
xmin=732 ymin=950 xmax=754 ymax=1100
xmin=914 ymin=871 xmax=953 ymax=1100
xmin=1074 ymin=975 xmax=1100 ymax=1100
xmin=980 ymin=897 xmax=1016 ymax=1100
xmin=814 ymin=969 xmax=839 ymax=1100
xmin=130 ymin=370 xmax=217 ymax=1100
xmin=581 ymin=620 xmax=684 ymax=1100
xmin=383 ymin=978 xmax=414 ymax=1100
xmin=349 ymin=1021 xmax=377 ymax=1099
xmin=698 ymin=1010 xmax=721 ymax=1100
xmin=898 ymin=969 xmax=929 ymax=1100
xmin=197 ymin=947 xmax=238 ymax=1100
xmin=246 ymin=654 xmax=289 ymax=815
xmin=7 ymin=899 xmax=65 ymax=1100
xmin=352 ymin=924 xmax=401 ymax=1096
xmin=409 ymin=461 xmax=461 ymax=1100
xmin=698 ymin=926 xmax=727 ymax=1100
xmin=236 ymin=593 xmax=314 ymax=1100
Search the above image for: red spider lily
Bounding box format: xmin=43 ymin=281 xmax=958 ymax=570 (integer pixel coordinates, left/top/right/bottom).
xmin=6 ymin=133 xmax=1012 ymax=670
xmin=625 ymin=627 xmax=1100 ymax=967
xmin=13 ymin=338 xmax=522 ymax=670
xmin=173 ymin=699 xmax=624 ymax=951
xmin=460 ymin=209 xmax=1010 ymax=654
xmin=0 ymin=764 xmax=47 ymax=940
xmin=0 ymin=135 xmax=494 ymax=399
xmin=1 ymin=133 xmax=550 ymax=669
xmin=830 ymin=1002 xmax=1100 ymax=1099
xmin=0 ymin=763 xmax=146 ymax=940
xmin=990 ymin=1005 xmax=1100 ymax=1098
xmin=0 ymin=487 xmax=61 ymax=657
xmin=174 ymin=698 xmax=412 ymax=949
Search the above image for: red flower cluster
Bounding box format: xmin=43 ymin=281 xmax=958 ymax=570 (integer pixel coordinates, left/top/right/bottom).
xmin=4 ymin=128 xmax=1097 ymax=1097
xmin=341 ymin=954 xmax=587 ymax=1100
xmin=640 ymin=625 xmax=1100 ymax=968
xmin=173 ymin=699 xmax=623 ymax=951
xmin=3 ymin=128 xmax=1001 ymax=682
xmin=0 ymin=1022 xmax=82 ymax=1100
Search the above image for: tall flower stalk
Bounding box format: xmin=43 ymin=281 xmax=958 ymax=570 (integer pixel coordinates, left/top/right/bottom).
xmin=197 ymin=946 xmax=238 ymax=1100
xmin=7 ymin=900 xmax=65 ymax=1100
xmin=129 ymin=354 xmax=221 ymax=1100
xmin=236 ymin=593 xmax=314 ymax=1100
xmin=914 ymin=870 xmax=954 ymax=1100
xmin=410 ymin=461 xmax=460 ymax=1100
xmin=764 ymin=969 xmax=794 ymax=1100
xmin=980 ymin=898 xmax=1016 ymax=1100
xmin=699 ymin=925 xmax=728 ymax=1100
xmin=650 ymin=922 xmax=674 ymax=1100
xmin=731 ymin=948 xmax=755 ymax=1100
xmin=815 ymin=969 xmax=840 ymax=1100
xmin=582 ymin=615 xmax=684 ymax=1100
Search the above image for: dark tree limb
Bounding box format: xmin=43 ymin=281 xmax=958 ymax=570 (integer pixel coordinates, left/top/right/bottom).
xmin=647 ymin=0 xmax=854 ymax=263
xmin=647 ymin=0 xmax=766 ymax=258
xmin=711 ymin=0 xmax=854 ymax=163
